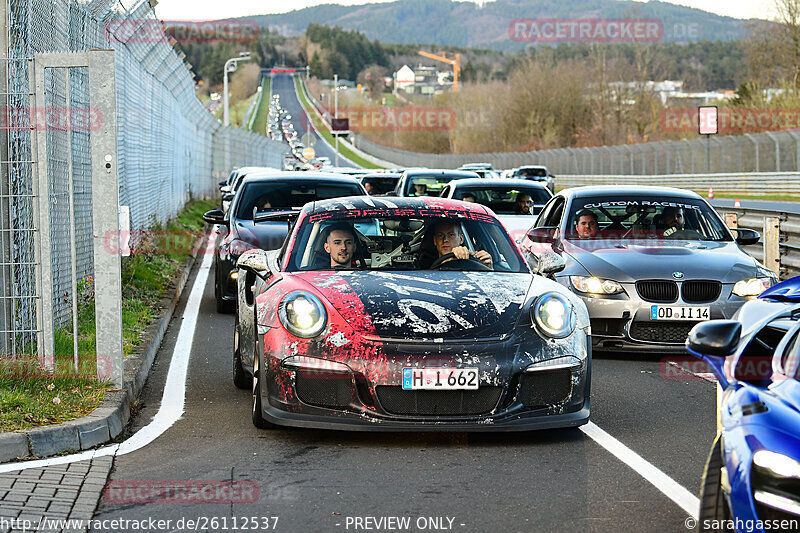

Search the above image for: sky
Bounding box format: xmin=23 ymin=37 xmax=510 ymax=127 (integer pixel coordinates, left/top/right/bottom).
xmin=154 ymin=0 xmax=778 ymax=23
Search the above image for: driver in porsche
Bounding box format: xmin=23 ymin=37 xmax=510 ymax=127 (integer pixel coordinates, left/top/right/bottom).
xmin=431 ymin=220 xmax=493 ymax=268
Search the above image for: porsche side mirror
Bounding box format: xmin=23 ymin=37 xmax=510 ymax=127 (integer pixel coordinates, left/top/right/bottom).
xmin=526 ymin=227 xmax=557 ymax=243
xmin=203 ymin=209 xmax=227 ymax=226
xmin=237 ymin=249 xmax=271 ymax=278
xmin=536 ymin=252 xmax=566 ymax=276
xmin=734 ymin=228 xmax=760 ymax=246
xmin=220 ymin=185 xmax=231 ymax=194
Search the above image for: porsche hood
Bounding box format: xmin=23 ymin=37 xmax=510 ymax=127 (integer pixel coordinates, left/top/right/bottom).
xmin=295 ymin=271 xmax=532 ymax=340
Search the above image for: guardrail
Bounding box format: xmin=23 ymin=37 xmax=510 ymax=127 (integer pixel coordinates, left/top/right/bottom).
xmin=558 ymin=173 xmax=800 ymax=196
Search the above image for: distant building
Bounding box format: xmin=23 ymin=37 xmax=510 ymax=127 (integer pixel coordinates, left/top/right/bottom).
xmin=393 ymin=64 xmax=452 ymax=96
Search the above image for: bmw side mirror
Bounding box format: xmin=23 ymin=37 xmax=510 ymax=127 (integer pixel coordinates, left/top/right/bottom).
xmin=734 ymin=228 xmax=760 ymax=246
xmin=237 ymin=249 xmax=271 ymax=278
xmin=525 ymin=227 xmax=557 ymax=243
xmin=222 ymin=193 xmax=234 ymax=202
xmin=203 ymin=209 xmax=227 ymax=226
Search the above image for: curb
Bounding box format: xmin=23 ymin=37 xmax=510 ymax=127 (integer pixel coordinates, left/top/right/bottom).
xmin=0 ymin=231 xmax=208 ymax=463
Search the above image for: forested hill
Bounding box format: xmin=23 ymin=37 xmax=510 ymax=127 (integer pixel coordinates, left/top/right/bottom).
xmin=249 ymin=0 xmax=750 ymax=49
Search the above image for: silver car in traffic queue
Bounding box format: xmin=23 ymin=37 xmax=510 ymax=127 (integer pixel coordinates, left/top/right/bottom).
xmin=520 ymin=186 xmax=778 ymax=352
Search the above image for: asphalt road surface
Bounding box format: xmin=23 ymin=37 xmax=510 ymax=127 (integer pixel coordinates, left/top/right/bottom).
xmin=270 ymin=73 xmax=358 ymax=168
xmin=91 ymin=251 xmax=717 ymax=533
xmin=711 ymin=198 xmax=800 ymax=213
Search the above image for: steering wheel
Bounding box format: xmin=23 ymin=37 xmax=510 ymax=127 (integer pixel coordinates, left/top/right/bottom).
xmin=429 ymin=252 xmax=492 ymax=271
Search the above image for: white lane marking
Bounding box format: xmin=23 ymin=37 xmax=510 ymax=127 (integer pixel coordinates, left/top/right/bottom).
xmin=0 ymin=242 xmax=213 ymax=473
xmin=581 ymin=421 xmax=699 ymax=519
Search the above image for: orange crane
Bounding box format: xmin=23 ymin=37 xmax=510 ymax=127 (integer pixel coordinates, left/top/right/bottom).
xmin=418 ymin=50 xmax=461 ymax=91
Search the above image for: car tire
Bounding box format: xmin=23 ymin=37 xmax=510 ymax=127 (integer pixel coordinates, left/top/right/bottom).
xmin=698 ymin=436 xmax=730 ymax=531
xmin=251 ymin=350 xmax=276 ymax=429
xmin=233 ymin=314 xmax=251 ymax=389
xmin=215 ymin=262 xmax=235 ymax=314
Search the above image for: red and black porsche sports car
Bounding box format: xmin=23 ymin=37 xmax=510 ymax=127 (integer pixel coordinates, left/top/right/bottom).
xmin=235 ymin=196 xmax=591 ymax=431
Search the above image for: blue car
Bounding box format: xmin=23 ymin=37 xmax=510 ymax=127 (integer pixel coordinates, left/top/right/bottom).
xmin=687 ymin=276 xmax=800 ymax=532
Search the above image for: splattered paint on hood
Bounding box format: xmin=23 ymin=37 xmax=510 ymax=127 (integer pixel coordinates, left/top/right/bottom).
xmin=295 ymin=271 xmax=531 ymax=340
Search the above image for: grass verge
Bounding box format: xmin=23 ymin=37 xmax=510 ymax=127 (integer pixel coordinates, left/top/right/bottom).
xmin=0 ymin=198 xmax=216 ymax=432
xmin=294 ymin=77 xmax=383 ymax=169
xmin=250 ymin=78 xmax=272 ymax=136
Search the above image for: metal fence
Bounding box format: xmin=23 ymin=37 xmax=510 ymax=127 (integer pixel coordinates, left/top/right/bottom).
xmin=0 ymin=0 xmax=284 ymax=355
xmin=557 ymin=173 xmax=800 ymax=196
xmin=352 ymin=130 xmax=800 ymax=175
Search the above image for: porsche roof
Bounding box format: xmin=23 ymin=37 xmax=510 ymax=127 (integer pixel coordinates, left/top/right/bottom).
xmin=307 ymin=195 xmax=493 ymax=215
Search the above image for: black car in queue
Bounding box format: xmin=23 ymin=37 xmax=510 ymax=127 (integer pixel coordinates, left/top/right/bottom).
xmin=204 ymin=172 xmax=367 ymax=313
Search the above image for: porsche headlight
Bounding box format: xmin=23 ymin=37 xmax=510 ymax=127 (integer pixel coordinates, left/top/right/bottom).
xmin=278 ymin=291 xmax=327 ymax=338
xmin=570 ymin=276 xmax=623 ymax=295
xmin=532 ymin=292 xmax=576 ymax=338
xmin=753 ymin=450 xmax=800 ymax=479
xmin=733 ymin=277 xmax=772 ymax=297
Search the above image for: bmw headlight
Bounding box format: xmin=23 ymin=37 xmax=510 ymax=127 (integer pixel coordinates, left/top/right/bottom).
xmin=570 ymin=276 xmax=624 ymax=295
xmin=532 ymin=292 xmax=576 ymax=338
xmin=278 ymin=291 xmax=327 ymax=338
xmin=753 ymin=450 xmax=800 ymax=479
xmin=733 ymin=277 xmax=772 ymax=297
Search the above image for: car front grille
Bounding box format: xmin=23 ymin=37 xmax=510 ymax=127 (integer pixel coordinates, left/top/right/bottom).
xmin=681 ymin=280 xmax=722 ymax=303
xmin=517 ymin=369 xmax=573 ymax=408
xmin=375 ymin=386 xmax=502 ymax=416
xmin=629 ymin=322 xmax=697 ymax=344
xmin=636 ymin=280 xmax=678 ymax=303
xmin=295 ymin=370 xmax=353 ymax=409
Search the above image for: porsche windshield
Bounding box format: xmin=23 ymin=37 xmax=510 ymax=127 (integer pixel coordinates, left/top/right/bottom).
xmin=287 ymin=215 xmax=526 ymax=272
xmin=566 ymin=196 xmax=732 ymax=241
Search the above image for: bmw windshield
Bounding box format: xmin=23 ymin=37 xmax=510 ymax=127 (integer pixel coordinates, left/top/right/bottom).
xmin=565 ymin=196 xmax=732 ymax=242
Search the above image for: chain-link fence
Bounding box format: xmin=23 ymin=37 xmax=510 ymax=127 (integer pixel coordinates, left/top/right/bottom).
xmin=0 ymin=0 xmax=284 ymax=355
xmin=352 ymin=130 xmax=800 ymax=175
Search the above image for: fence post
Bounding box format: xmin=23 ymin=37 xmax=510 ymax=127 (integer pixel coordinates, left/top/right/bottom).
xmin=764 ymin=216 xmax=781 ymax=277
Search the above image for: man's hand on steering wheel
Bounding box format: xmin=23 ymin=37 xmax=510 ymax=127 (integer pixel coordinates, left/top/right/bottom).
xmin=452 ymin=246 xmax=492 ymax=267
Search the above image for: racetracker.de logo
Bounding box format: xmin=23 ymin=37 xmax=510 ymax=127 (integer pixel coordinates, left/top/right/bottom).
xmin=104 ymin=19 xmax=258 ymax=44
xmin=0 ymin=107 xmax=102 ymax=131
xmin=103 ymin=481 xmax=259 ymax=504
xmin=334 ymin=107 xmax=455 ymax=131
xmin=661 ymin=108 xmax=800 ymax=134
xmin=509 ymin=18 xmax=663 ymax=43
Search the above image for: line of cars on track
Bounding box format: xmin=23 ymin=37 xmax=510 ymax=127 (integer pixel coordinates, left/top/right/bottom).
xmin=205 ymin=163 xmax=798 ymax=530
